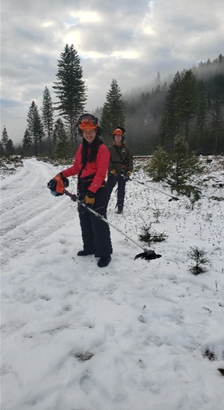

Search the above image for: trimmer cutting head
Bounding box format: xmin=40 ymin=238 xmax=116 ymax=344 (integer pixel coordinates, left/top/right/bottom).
xmin=134 ymin=250 xmax=162 ymax=260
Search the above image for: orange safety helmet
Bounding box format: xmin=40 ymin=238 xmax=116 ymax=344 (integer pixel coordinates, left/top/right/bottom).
xmin=112 ymin=126 xmax=126 ymax=140
xmin=113 ymin=128 xmax=123 ymax=136
xmin=77 ymin=113 xmax=102 ymax=136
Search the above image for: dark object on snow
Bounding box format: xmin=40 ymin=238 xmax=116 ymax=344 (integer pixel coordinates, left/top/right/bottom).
xmin=62 ymin=189 xmax=162 ymax=262
xmin=73 ymin=351 xmax=94 ymax=362
xmin=134 ymin=250 xmax=162 ymax=260
xmin=168 ymin=196 xmax=179 ymax=202
xmin=218 ymin=368 xmax=224 ymax=377
xmin=203 ymin=349 xmax=216 ymax=361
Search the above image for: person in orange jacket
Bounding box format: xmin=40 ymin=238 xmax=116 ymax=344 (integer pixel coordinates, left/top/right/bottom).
xmin=53 ymin=114 xmax=112 ymax=268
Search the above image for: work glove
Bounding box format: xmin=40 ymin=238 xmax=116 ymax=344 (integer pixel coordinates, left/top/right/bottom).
xmin=84 ymin=190 xmax=95 ymax=206
xmin=123 ymin=171 xmax=131 ymax=180
xmin=55 ymin=172 xmax=69 ymax=188
xmin=110 ymin=169 xmax=117 ymax=176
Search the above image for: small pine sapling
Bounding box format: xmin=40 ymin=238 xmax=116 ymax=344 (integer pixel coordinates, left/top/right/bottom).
xmin=188 ymin=246 xmax=210 ymax=275
xmin=138 ymin=225 xmax=168 ymax=245
xmin=144 ymin=136 xmax=205 ymax=207
xmin=166 ymin=135 xmax=205 ymax=206
xmin=144 ymin=146 xmax=171 ymax=182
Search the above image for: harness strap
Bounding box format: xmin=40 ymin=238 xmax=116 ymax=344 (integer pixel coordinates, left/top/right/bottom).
xmin=113 ymin=145 xmax=128 ymax=165
xmin=78 ymin=173 xmax=96 ymax=182
xmin=78 ymin=174 xmax=106 ymax=199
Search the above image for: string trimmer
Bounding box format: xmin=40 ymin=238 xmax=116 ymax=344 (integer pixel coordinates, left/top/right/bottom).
xmin=63 ymin=189 xmax=161 ymax=261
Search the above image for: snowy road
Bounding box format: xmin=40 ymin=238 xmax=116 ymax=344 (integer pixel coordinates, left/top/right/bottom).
xmin=1 ymin=157 xmax=224 ymax=410
xmin=1 ymin=158 xmax=74 ymax=265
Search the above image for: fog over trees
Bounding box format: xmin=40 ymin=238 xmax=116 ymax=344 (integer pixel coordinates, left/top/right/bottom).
xmin=1 ymin=51 xmax=223 ymax=157
xmin=121 ymin=54 xmax=224 ymax=155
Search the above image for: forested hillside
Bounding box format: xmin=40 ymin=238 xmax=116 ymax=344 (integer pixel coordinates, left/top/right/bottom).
xmin=121 ymin=54 xmax=224 ymax=155
xmin=1 ymin=54 xmax=223 ymax=157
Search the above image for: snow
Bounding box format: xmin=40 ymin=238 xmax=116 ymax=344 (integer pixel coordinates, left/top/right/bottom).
xmin=1 ymin=157 xmax=224 ymax=410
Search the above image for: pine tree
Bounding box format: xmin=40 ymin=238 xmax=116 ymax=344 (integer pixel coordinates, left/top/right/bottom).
xmin=188 ymin=246 xmax=210 ymax=275
xmin=6 ymin=139 xmax=15 ymax=155
xmin=22 ymin=129 xmax=32 ymax=156
xmin=101 ymin=79 xmax=125 ymax=144
xmin=27 ymin=101 xmax=45 ymax=156
xmin=0 ymin=142 xmax=4 ymax=156
xmin=54 ymin=120 xmax=71 ymax=159
xmin=92 ymin=107 xmax=102 ymax=120
xmin=210 ymin=96 xmax=224 ymax=154
xmin=159 ymin=72 xmax=181 ymax=151
xmin=167 ymin=135 xmax=202 ymax=186
xmin=42 ymin=86 xmax=54 ymax=156
xmin=55 ymin=130 xmax=71 ymax=159
xmin=145 ymin=146 xmax=171 ymax=182
xmin=166 ymin=135 xmax=204 ymax=204
xmin=155 ymin=72 xmax=161 ymax=87
xmin=52 ymin=118 xmax=71 ymax=158
xmin=53 ymin=44 xmax=87 ymax=151
xmin=100 ymin=102 xmax=111 ymax=142
xmin=52 ymin=118 xmax=65 ymax=153
xmin=1 ymin=126 xmax=9 ymax=148
xmin=146 ymin=135 xmax=204 ymax=205
xmin=174 ymin=70 xmax=199 ymax=141
xmin=210 ymin=69 xmax=224 ymax=156
xmin=195 ymin=81 xmax=207 ymax=151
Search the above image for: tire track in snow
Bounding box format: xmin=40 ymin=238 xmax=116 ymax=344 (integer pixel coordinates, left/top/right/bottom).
xmin=1 ymin=192 xmax=69 ymax=235
xmin=1 ymin=158 xmax=54 ymax=206
xmin=0 ymin=158 xmax=77 ymax=266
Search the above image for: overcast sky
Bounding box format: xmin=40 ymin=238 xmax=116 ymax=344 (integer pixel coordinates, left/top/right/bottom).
xmin=1 ymin=0 xmax=224 ymax=145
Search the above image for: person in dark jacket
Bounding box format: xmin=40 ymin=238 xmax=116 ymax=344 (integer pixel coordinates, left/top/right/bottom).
xmin=106 ymin=127 xmax=133 ymax=213
xmin=53 ymin=114 xmax=112 ymax=268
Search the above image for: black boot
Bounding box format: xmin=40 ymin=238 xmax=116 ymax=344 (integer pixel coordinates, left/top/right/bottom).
xmin=77 ymin=250 xmax=94 ymax=256
xmin=116 ymin=208 xmax=123 ymax=214
xmin=97 ymin=256 xmax=111 ymax=268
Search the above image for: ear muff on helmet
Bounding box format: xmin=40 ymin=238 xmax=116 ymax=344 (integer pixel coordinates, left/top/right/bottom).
xmin=76 ymin=114 xmax=102 ymax=136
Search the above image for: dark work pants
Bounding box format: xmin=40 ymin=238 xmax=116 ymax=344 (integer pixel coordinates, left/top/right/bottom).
xmin=78 ymin=187 xmax=112 ymax=257
xmin=106 ymin=175 xmax=126 ymax=210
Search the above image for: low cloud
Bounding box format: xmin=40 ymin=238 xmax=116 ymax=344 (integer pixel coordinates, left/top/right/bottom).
xmin=1 ymin=0 xmax=223 ymax=144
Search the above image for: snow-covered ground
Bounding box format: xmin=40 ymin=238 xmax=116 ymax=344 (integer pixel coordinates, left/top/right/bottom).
xmin=1 ymin=157 xmax=224 ymax=410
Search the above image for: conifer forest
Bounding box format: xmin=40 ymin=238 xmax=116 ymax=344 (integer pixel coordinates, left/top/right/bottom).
xmin=1 ymin=50 xmax=224 ymax=158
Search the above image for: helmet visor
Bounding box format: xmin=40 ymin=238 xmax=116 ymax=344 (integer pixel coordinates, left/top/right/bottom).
xmin=113 ymin=128 xmax=123 ymax=136
xmin=79 ymin=119 xmax=98 ymax=131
